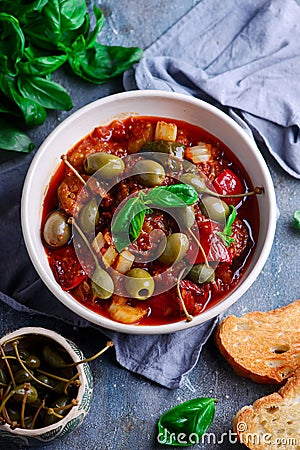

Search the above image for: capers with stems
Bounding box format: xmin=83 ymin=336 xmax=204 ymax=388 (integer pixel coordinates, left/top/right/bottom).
xmin=134 ymin=159 xmax=165 ymax=187
xmin=180 ymin=173 xmax=209 ymax=194
xmin=14 ymin=384 xmax=38 ymax=404
xmin=84 ymin=153 xmax=125 ymax=179
xmin=43 ymin=211 xmax=71 ymax=248
xmin=158 ymin=233 xmax=189 ymax=265
xmin=124 ymin=268 xmax=155 ymax=300
xmin=79 ymin=198 xmax=99 ymax=234
xmin=188 ymin=264 xmax=215 ymax=285
xmin=14 ymin=369 xmax=32 ymax=385
xmin=176 ymin=206 xmax=195 ymax=230
xmin=200 ymin=196 xmax=230 ymax=223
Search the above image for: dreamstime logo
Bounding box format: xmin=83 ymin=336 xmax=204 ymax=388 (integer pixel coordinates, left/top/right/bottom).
xmin=157 ymin=424 xmax=299 ymax=446
xmin=72 ymin=152 xmax=226 ymax=297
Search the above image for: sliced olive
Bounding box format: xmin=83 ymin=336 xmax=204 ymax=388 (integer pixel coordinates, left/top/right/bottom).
xmin=180 ymin=173 xmax=208 ymax=194
xmin=158 ymin=233 xmax=189 ymax=265
xmin=188 ymin=264 xmax=215 ymax=284
xmin=92 ymin=265 xmax=114 ymax=299
xmin=200 ymin=196 xmax=230 ymax=223
xmin=14 ymin=369 xmax=32 ymax=385
xmin=141 ymin=140 xmax=185 ymax=159
xmin=79 ymin=198 xmax=99 ymax=233
xmin=124 ymin=268 xmax=155 ymax=300
xmin=14 ymin=384 xmax=38 ymax=404
xmin=42 ymin=344 xmax=66 ymax=369
xmin=134 ymin=160 xmax=165 ymax=187
xmin=43 ymin=211 xmax=71 ymax=248
xmin=84 ymin=153 xmax=125 ymax=179
xmin=177 ymin=206 xmax=195 ymax=229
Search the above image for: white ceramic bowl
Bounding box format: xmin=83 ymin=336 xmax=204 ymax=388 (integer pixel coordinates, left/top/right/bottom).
xmin=0 ymin=327 xmax=93 ymax=446
xmin=21 ymin=90 xmax=277 ymax=334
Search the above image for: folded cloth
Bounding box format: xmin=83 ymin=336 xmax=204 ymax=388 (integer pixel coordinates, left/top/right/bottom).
xmin=124 ymin=0 xmax=300 ymax=179
xmin=0 ymin=153 xmax=218 ymax=389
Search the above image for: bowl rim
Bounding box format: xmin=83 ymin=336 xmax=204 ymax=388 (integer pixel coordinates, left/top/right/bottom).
xmin=0 ymin=327 xmax=88 ymax=436
xmin=21 ymin=89 xmax=277 ymax=335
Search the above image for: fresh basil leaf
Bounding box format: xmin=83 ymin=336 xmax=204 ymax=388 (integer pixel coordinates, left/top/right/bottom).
xmin=0 ymin=13 xmax=24 ymax=76
xmin=20 ymin=52 xmax=67 ymax=76
xmin=0 ymin=73 xmax=46 ymax=126
xmin=157 ymin=398 xmax=216 ymax=447
xmin=146 ymin=184 xmax=198 ymax=208
xmin=0 ymin=117 xmax=34 ymax=152
xmin=17 ymin=75 xmax=72 ymax=110
xmin=85 ymin=6 xmax=105 ymax=49
xmin=293 ymin=210 xmax=300 ymax=230
xmin=68 ymin=41 xmax=143 ymax=84
xmin=216 ymin=205 xmax=236 ymax=247
xmin=59 ymin=0 xmax=86 ymax=31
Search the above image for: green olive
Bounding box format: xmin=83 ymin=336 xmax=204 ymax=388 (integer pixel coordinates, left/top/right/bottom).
xmin=158 ymin=233 xmax=189 ymax=265
xmin=134 ymin=160 xmax=165 ymax=187
xmin=25 ymin=355 xmax=40 ymax=369
xmin=14 ymin=369 xmax=32 ymax=385
xmin=79 ymin=198 xmax=99 ymax=233
xmin=177 ymin=206 xmax=195 ymax=229
xmin=200 ymin=196 xmax=230 ymax=223
xmin=188 ymin=264 xmax=215 ymax=284
xmin=124 ymin=268 xmax=155 ymax=300
xmin=43 ymin=211 xmax=71 ymax=248
xmin=180 ymin=173 xmax=208 ymax=194
xmin=42 ymin=344 xmax=66 ymax=369
xmin=14 ymin=384 xmax=38 ymax=404
xmin=141 ymin=140 xmax=185 ymax=159
xmin=92 ymin=265 xmax=114 ymax=299
xmin=84 ymin=153 xmax=125 ymax=179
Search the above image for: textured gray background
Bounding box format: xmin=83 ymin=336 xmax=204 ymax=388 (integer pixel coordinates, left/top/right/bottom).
xmin=0 ymin=1 xmax=300 ymax=449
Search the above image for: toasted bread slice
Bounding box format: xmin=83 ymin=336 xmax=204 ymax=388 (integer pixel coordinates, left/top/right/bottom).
xmin=215 ymin=300 xmax=300 ymax=383
xmin=233 ymin=368 xmax=300 ymax=449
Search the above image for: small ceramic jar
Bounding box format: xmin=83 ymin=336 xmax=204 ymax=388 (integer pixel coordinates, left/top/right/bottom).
xmin=0 ymin=327 xmax=93 ymax=446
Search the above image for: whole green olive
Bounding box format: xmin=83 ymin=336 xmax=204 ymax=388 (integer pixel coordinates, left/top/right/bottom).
xmin=79 ymin=198 xmax=99 ymax=233
xmin=43 ymin=211 xmax=71 ymax=248
xmin=141 ymin=140 xmax=185 ymax=159
xmin=25 ymin=355 xmax=40 ymax=369
xmin=188 ymin=264 xmax=215 ymax=284
xmin=200 ymin=196 xmax=230 ymax=223
xmin=134 ymin=160 xmax=165 ymax=187
xmin=92 ymin=265 xmax=114 ymax=299
xmin=180 ymin=173 xmax=208 ymax=194
xmin=84 ymin=152 xmax=125 ymax=179
xmin=176 ymin=206 xmax=195 ymax=229
xmin=124 ymin=268 xmax=155 ymax=300
xmin=14 ymin=369 xmax=32 ymax=385
xmin=14 ymin=384 xmax=38 ymax=404
xmin=158 ymin=233 xmax=189 ymax=265
xmin=42 ymin=344 xmax=66 ymax=369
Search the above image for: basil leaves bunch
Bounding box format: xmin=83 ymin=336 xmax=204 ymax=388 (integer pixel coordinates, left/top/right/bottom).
xmin=157 ymin=398 xmax=216 ymax=447
xmin=111 ymin=184 xmax=198 ymax=252
xmin=0 ymin=1 xmax=143 ymax=153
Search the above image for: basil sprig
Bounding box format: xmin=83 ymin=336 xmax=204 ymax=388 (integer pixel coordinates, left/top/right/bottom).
xmin=0 ymin=2 xmax=142 ymax=153
xmin=293 ymin=210 xmax=300 ymax=230
xmin=111 ymin=184 xmax=198 ymax=252
xmin=216 ymin=205 xmax=236 ymax=247
xmin=157 ymin=398 xmax=216 ymax=447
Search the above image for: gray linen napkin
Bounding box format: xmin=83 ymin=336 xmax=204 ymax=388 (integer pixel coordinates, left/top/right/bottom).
xmin=0 ymin=154 xmax=218 ymax=389
xmin=124 ymin=0 xmax=300 ymax=179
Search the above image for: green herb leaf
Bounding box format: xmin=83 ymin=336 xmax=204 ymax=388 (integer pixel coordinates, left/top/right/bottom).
xmin=293 ymin=210 xmax=300 ymax=230
xmin=17 ymin=75 xmax=72 ymax=110
xmin=216 ymin=205 xmax=236 ymax=247
xmin=0 ymin=118 xmax=34 ymax=152
xmin=20 ymin=51 xmax=67 ymax=76
xmin=0 ymin=13 xmax=25 ymax=76
xmin=157 ymin=398 xmax=216 ymax=447
xmin=145 ymin=184 xmax=198 ymax=208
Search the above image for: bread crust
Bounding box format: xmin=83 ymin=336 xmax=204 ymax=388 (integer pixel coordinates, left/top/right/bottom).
xmin=233 ymin=368 xmax=300 ymax=449
xmin=215 ymin=300 xmax=300 ymax=383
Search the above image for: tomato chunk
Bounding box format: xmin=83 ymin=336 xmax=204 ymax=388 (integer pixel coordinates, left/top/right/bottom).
xmin=49 ymin=246 xmax=86 ymax=291
xmin=213 ymin=168 xmax=244 ymax=205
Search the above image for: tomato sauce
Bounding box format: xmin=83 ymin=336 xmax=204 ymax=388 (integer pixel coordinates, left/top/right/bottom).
xmin=42 ymin=116 xmax=260 ymax=326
